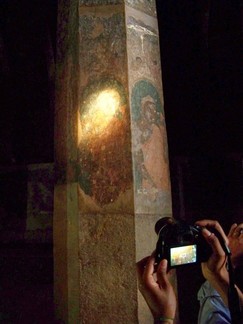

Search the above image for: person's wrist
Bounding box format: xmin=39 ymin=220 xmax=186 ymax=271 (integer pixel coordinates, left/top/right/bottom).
xmin=154 ymin=315 xmax=174 ymax=324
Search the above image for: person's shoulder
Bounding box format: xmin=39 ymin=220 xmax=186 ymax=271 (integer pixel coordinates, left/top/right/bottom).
xmin=198 ymin=280 xmax=220 ymax=301
xmin=197 ymin=281 xmax=231 ymax=324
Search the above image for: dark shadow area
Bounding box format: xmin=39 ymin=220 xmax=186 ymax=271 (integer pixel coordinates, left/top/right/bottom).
xmin=0 ymin=0 xmax=56 ymax=165
xmin=0 ymin=243 xmax=54 ymax=323
xmin=0 ymin=0 xmax=242 ymax=323
xmin=157 ymin=0 xmax=242 ymax=157
xmin=157 ymin=1 xmax=242 ymax=323
xmin=0 ymin=0 xmax=57 ymax=322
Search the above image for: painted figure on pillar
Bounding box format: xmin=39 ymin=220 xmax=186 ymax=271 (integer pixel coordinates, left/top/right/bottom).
xmin=132 ymin=80 xmax=170 ymax=204
xmin=78 ymin=78 xmax=132 ymax=207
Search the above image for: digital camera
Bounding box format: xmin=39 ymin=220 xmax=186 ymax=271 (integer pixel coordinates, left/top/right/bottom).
xmin=155 ymin=217 xmax=212 ymax=268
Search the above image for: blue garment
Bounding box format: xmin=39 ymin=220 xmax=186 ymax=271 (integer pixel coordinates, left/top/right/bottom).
xmin=197 ymin=280 xmax=231 ymax=324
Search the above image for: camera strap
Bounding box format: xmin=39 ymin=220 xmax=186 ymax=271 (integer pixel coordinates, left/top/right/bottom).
xmin=214 ymin=231 xmax=241 ymax=323
xmin=227 ymin=254 xmax=241 ymax=324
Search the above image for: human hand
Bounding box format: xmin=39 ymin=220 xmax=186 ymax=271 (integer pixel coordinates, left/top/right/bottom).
xmin=195 ymin=219 xmax=230 ymax=305
xmin=195 ymin=219 xmax=229 ymax=277
xmin=136 ymin=254 xmax=176 ymax=322
xmin=227 ymin=223 xmax=243 ymax=268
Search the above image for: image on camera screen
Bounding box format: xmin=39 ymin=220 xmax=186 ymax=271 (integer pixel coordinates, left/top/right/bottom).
xmin=170 ymin=244 xmax=197 ymax=266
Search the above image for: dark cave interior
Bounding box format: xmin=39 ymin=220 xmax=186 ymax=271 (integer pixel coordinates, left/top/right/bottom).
xmin=0 ymin=1 xmax=242 ymax=323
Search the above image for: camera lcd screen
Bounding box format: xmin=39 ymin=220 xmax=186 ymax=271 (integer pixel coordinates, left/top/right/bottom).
xmin=170 ymin=244 xmax=197 ymax=266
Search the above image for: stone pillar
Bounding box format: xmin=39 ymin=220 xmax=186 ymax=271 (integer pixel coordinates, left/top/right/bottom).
xmin=54 ymin=0 xmax=172 ymax=323
xmin=54 ymin=0 xmax=80 ymax=322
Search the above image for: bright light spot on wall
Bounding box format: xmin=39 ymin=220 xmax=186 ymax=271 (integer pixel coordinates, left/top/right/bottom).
xmin=80 ymin=88 xmax=121 ymax=139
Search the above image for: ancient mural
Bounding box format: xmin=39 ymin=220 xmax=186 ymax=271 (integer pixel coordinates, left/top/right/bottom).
xmin=79 ymin=0 xmax=156 ymax=16
xmin=78 ymin=78 xmax=132 ymax=206
xmin=26 ymin=163 xmax=54 ymax=243
xmin=126 ymin=5 xmax=172 ymax=214
xmin=78 ymin=8 xmax=132 ymax=208
xmin=79 ymin=10 xmax=127 ymax=86
xmin=78 ymin=2 xmax=171 ymax=212
xmin=126 ymin=12 xmax=162 ymax=87
xmin=126 ymin=0 xmax=156 ymax=17
xmin=131 ymin=80 xmax=170 ymax=199
xmin=79 ymin=0 xmax=123 ymax=5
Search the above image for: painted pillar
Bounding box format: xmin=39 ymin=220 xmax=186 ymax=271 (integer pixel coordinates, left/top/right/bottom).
xmin=54 ymin=0 xmax=172 ymax=323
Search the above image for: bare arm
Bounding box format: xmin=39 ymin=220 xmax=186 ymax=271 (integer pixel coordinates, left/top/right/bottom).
xmin=137 ymin=255 xmax=177 ymax=323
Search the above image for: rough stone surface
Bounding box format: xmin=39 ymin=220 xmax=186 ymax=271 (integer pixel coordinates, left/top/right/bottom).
xmin=79 ymin=213 xmax=137 ymax=323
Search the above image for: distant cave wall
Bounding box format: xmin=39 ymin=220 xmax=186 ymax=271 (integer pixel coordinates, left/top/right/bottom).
xmin=0 ymin=163 xmax=54 ymax=244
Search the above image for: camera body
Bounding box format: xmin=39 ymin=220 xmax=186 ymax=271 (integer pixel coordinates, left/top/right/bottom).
xmin=155 ymin=217 xmax=212 ymax=268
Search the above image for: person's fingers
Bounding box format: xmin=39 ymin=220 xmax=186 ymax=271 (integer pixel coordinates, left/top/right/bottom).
xmin=156 ymin=259 xmax=169 ymax=288
xmin=234 ymin=223 xmax=243 ymax=237
xmin=136 ymin=255 xmax=158 ymax=295
xmin=137 ymin=256 xmax=149 ymax=272
xmin=136 ymin=256 xmax=150 ymax=283
xmin=196 ymin=219 xmax=228 ymax=244
xmin=201 ymin=227 xmax=225 ymax=257
xmin=228 ymin=223 xmax=238 ymax=238
xmin=200 ymin=227 xmax=229 ymax=276
xmin=143 ymin=255 xmax=157 ymax=288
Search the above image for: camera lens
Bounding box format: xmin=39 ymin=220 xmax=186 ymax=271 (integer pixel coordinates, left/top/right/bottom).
xmin=155 ymin=217 xmax=174 ymax=234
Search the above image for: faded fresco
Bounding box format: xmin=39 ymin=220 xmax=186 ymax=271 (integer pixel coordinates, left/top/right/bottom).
xmin=26 ymin=163 xmax=54 ymax=243
xmin=126 ymin=0 xmax=156 ymax=17
xmin=79 ymin=0 xmax=156 ymax=17
xmin=0 ymin=164 xmax=53 ymax=243
xmin=78 ymin=78 xmax=132 ymax=207
xmin=126 ymin=11 xmax=162 ymax=87
xmin=78 ymin=3 xmax=171 ymax=212
xmin=131 ymin=80 xmax=170 ymax=206
xmin=80 ymin=0 xmax=123 ymax=5
xmin=78 ymin=7 xmax=133 ymax=208
xmin=79 ymin=10 xmax=127 ymax=87
xmin=126 ymin=5 xmax=171 ymax=213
